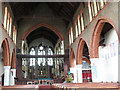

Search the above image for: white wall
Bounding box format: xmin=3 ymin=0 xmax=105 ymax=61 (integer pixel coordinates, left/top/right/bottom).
xmin=0 ymin=58 xmax=4 ymax=86
xmin=118 ymin=42 xmax=120 ymax=82
xmin=97 ymin=28 xmax=118 ymax=82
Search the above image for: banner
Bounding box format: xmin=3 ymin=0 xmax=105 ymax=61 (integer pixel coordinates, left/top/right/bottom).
xmin=99 ymin=40 xmax=118 ymax=60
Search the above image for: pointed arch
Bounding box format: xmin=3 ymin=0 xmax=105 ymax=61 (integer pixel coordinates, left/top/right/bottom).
xmin=76 ymin=38 xmax=89 ymax=65
xmin=82 ymin=58 xmax=91 ymax=65
xmin=11 ymin=49 xmax=16 ymax=69
xmin=1 ymin=38 xmax=10 ymax=66
xmin=90 ymin=17 xmax=119 ymax=58
xmin=70 ymin=48 xmax=75 ymax=68
xmin=22 ymin=23 xmax=64 ymax=41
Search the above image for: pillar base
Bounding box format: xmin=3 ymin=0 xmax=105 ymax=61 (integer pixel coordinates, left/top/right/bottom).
xmin=90 ymin=58 xmax=99 ymax=83
xmin=70 ymin=67 xmax=77 ymax=83
xmin=10 ymin=69 xmax=16 ymax=85
xmin=4 ymin=66 xmax=11 ymax=86
xmin=76 ymin=65 xmax=83 ymax=83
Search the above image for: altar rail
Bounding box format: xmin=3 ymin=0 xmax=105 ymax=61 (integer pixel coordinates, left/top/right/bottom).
xmin=27 ymin=78 xmax=53 ymax=85
xmin=38 ymin=78 xmax=53 ymax=85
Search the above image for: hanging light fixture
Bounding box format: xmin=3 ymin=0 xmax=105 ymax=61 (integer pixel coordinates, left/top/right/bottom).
xmin=40 ymin=42 xmax=44 ymax=50
xmin=40 ymin=46 xmax=43 ymax=50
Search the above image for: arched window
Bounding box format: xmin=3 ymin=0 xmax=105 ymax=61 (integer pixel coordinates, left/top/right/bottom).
xmin=77 ymin=16 xmax=81 ymax=35
xmin=9 ymin=18 xmax=12 ymax=37
xmin=4 ymin=7 xmax=7 ymax=29
xmin=93 ymin=0 xmax=97 ymax=16
xmin=81 ymin=13 xmax=85 ymax=31
xmin=48 ymin=48 xmax=53 ymax=66
xmin=38 ymin=46 xmax=45 ymax=66
xmin=69 ymin=27 xmax=73 ymax=45
xmin=88 ymin=1 xmax=97 ymax=21
xmin=88 ymin=0 xmax=107 ymax=22
xmin=30 ymin=48 xmax=35 ymax=66
xmin=38 ymin=46 xmax=53 ymax=66
xmin=88 ymin=2 xmax=92 ymax=22
xmin=4 ymin=6 xmax=16 ymax=44
xmin=75 ymin=21 xmax=78 ymax=37
xmin=70 ymin=27 xmax=73 ymax=44
xmin=7 ymin=13 xmax=10 ymax=33
xmin=13 ymin=26 xmax=17 ymax=44
xmin=69 ymin=32 xmax=71 ymax=44
xmin=91 ymin=2 xmax=95 ymax=18
xmin=96 ymin=2 xmax=101 ymax=12
xmin=61 ymin=41 xmax=64 ymax=54
xmin=100 ymin=0 xmax=104 ymax=8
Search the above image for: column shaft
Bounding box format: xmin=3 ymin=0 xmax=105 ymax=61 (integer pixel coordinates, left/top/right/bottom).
xmin=76 ymin=65 xmax=83 ymax=83
xmin=10 ymin=69 xmax=16 ymax=85
xmin=4 ymin=66 xmax=11 ymax=86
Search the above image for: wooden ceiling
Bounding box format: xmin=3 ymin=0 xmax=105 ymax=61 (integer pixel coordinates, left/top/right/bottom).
xmin=26 ymin=26 xmax=59 ymax=47
xmin=9 ymin=2 xmax=80 ymax=26
xmin=9 ymin=2 xmax=80 ymax=46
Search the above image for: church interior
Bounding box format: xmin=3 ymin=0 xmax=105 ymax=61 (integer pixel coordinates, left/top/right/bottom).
xmin=0 ymin=1 xmax=120 ymax=89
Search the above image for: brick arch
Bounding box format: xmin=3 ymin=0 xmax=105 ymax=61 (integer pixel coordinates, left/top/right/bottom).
xmin=82 ymin=58 xmax=91 ymax=65
xmin=22 ymin=23 xmax=64 ymax=41
xmin=11 ymin=49 xmax=16 ymax=69
xmin=90 ymin=17 xmax=119 ymax=58
xmin=1 ymin=38 xmax=10 ymax=66
xmin=70 ymin=48 xmax=75 ymax=68
xmin=76 ymin=38 xmax=90 ymax=65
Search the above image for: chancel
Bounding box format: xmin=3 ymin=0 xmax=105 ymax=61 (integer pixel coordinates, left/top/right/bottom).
xmin=0 ymin=1 xmax=120 ymax=89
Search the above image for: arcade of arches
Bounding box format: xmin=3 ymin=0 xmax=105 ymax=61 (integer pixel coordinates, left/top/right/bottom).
xmin=0 ymin=1 xmax=120 ymax=89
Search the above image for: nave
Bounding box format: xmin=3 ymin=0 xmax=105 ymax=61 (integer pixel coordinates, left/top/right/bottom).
xmin=0 ymin=1 xmax=120 ymax=90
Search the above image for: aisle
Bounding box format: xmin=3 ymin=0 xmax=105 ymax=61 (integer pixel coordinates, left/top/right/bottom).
xmin=39 ymin=85 xmax=52 ymax=90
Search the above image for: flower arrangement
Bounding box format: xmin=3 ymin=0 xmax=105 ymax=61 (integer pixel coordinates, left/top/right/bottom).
xmin=65 ymin=71 xmax=73 ymax=83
